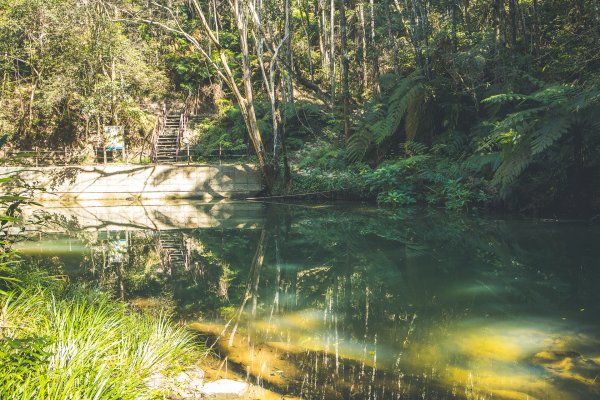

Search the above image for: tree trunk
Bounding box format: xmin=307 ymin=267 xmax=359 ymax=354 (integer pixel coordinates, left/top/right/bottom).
xmin=508 ymin=0 xmax=517 ymax=49
xmin=386 ymin=0 xmax=399 ymax=73
xmin=340 ymin=0 xmax=350 ymax=141
xmin=451 ymin=3 xmax=457 ymax=51
xmin=188 ymin=0 xmax=275 ymax=190
xmin=358 ymin=1 xmax=368 ymax=97
xmin=494 ymin=0 xmax=503 ymax=54
xmin=330 ymin=0 xmax=336 ymax=104
xmin=464 ymin=0 xmax=471 ymax=36
xmin=369 ymin=0 xmax=380 ymax=93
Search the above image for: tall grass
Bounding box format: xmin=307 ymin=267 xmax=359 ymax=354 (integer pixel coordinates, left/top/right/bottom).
xmin=0 ymin=284 xmax=200 ymax=399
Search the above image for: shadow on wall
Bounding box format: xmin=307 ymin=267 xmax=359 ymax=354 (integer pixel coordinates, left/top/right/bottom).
xmin=0 ymin=164 xmax=264 ymax=200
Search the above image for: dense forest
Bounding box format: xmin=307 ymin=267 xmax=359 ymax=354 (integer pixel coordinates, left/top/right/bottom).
xmin=1 ymin=0 xmax=599 ymax=216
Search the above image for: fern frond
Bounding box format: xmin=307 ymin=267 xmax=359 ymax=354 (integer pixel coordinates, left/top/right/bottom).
xmin=464 ymin=153 xmax=502 ymax=172
xmin=522 ymin=74 xmax=545 ymax=88
xmin=493 ymin=107 xmax=545 ymax=132
xmin=482 ymin=93 xmax=528 ymax=104
xmin=531 ymin=115 xmax=572 ymax=155
xmin=348 ymin=70 xmax=425 ymax=161
xmin=347 ymin=128 xmax=372 ymax=161
xmin=529 ymin=85 xmax=569 ymax=105
xmin=404 ymin=85 xmax=426 ymax=142
xmin=492 ymin=143 xmax=532 ymax=189
xmin=404 ymin=141 xmax=428 ymax=155
xmin=375 ymin=82 xmax=425 ymax=144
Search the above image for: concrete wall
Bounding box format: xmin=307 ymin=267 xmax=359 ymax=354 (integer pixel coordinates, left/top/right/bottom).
xmin=19 ymin=199 xmax=265 ymax=232
xmin=0 ymin=164 xmax=263 ymax=201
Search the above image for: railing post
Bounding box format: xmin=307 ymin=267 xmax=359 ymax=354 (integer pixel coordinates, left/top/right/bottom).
xmin=35 ymin=146 xmax=39 ymax=167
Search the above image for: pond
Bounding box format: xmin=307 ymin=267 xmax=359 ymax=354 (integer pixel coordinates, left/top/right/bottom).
xmin=15 ymin=200 xmax=600 ymax=399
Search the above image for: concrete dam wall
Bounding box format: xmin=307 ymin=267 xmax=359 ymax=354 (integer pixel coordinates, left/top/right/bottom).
xmin=0 ymin=164 xmax=263 ymax=201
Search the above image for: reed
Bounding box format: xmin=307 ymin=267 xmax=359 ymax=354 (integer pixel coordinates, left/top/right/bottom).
xmin=0 ymin=283 xmax=200 ymax=399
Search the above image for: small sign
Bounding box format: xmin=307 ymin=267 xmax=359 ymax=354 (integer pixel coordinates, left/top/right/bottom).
xmin=182 ymin=129 xmax=193 ymax=144
xmin=103 ymin=126 xmax=124 ymax=150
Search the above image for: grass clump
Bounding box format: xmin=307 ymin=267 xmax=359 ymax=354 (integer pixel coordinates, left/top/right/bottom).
xmin=0 ymin=282 xmax=200 ymax=399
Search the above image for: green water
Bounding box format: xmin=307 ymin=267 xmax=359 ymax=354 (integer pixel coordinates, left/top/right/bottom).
xmin=17 ymin=201 xmax=600 ymax=399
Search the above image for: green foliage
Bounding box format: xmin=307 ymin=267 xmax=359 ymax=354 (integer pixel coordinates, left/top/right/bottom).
xmin=348 ymin=71 xmax=426 ymax=161
xmin=0 ymin=284 xmax=200 ymax=399
xmin=291 ymin=139 xmax=491 ymax=210
xmin=481 ymin=82 xmax=600 ymax=194
xmin=377 ymin=190 xmax=416 ymax=206
xmin=0 ymin=0 xmax=167 ymax=148
xmin=192 ymin=101 xmax=247 ymax=159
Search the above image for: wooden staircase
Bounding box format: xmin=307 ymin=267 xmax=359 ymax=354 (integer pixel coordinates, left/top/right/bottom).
xmin=155 ymin=113 xmax=181 ymax=163
xmin=157 ymin=231 xmax=187 ymax=273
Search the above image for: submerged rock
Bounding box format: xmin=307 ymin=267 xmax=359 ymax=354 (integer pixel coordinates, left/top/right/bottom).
xmin=531 ymin=350 xmax=600 ymax=387
xmin=200 ymin=379 xmax=249 ymax=399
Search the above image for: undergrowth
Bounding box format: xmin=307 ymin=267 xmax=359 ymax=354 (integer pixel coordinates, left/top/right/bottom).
xmin=0 ymin=280 xmax=201 ymax=399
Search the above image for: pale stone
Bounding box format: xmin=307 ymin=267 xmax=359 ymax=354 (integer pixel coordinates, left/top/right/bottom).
xmin=145 ymin=372 xmax=164 ymax=391
xmin=200 ymin=379 xmax=249 ymax=399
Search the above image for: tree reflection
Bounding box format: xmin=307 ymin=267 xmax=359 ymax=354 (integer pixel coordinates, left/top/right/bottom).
xmin=17 ymin=203 xmax=600 ymax=399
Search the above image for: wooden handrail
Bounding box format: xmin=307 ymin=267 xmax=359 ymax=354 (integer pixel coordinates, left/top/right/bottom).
xmin=150 ymin=103 xmax=167 ymax=163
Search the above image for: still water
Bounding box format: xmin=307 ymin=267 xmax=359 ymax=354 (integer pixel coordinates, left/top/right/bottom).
xmin=16 ymin=200 xmax=600 ymax=399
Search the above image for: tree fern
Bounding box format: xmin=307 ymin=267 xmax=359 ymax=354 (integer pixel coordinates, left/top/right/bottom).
xmin=348 ymin=71 xmax=425 ymax=161
xmin=404 ymin=85 xmax=426 ymax=142
xmin=492 ymin=143 xmax=532 ymax=190
xmin=530 ymin=115 xmax=573 ymax=155
xmin=482 ymin=82 xmax=600 ymax=194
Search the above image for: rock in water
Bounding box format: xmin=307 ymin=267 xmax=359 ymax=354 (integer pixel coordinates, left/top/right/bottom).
xmin=200 ymin=379 xmax=249 ymax=399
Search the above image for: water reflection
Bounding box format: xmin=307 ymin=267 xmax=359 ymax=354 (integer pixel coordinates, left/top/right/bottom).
xmin=16 ymin=201 xmax=600 ymax=399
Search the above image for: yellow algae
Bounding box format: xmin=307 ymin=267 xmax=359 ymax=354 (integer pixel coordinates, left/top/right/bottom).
xmin=190 ymin=320 xmax=379 ymax=398
xmin=453 ymin=333 xmax=524 ymax=362
xmin=442 ymin=366 xmax=567 ymax=400
xmin=266 ymin=340 xmax=380 ymax=369
xmin=532 ymin=350 xmax=600 ymax=387
xmin=189 ymin=321 xmax=226 ymax=337
xmin=253 ymin=309 xmax=324 ymax=331
xmin=190 ymin=318 xmax=600 ymax=399
xmin=487 ymin=389 xmax=540 ymax=400
xmin=201 ymin=353 xmax=302 ymax=400
xmin=190 ymin=321 xmax=303 ymax=388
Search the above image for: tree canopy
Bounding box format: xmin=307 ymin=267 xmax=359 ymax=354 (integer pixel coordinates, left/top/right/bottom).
xmin=1 ymin=0 xmax=599 ymax=215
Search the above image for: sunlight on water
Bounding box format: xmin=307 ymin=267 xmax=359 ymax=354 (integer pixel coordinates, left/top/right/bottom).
xmin=189 ymin=311 xmax=600 ymax=399
xmin=18 ymin=201 xmax=600 ymax=399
